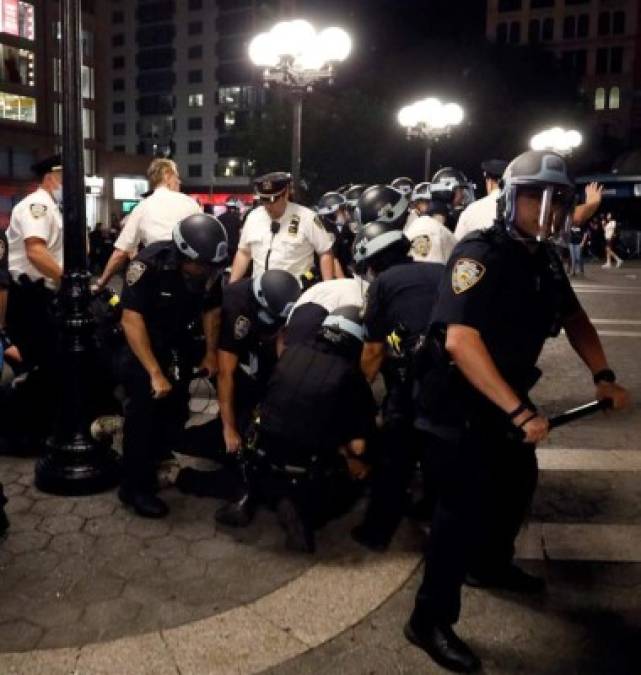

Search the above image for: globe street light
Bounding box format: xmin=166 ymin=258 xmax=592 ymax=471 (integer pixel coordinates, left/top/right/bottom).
xmin=249 ymin=20 xmax=352 ymax=200
xmin=530 ymin=127 xmax=583 ymax=156
xmin=398 ymin=97 xmax=465 ymax=180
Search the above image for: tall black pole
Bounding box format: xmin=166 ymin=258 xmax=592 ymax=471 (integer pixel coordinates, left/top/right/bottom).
xmin=424 ymin=143 xmax=432 ymax=182
xmin=35 ymin=0 xmax=120 ymax=495
xmin=290 ymin=90 xmax=303 ymax=202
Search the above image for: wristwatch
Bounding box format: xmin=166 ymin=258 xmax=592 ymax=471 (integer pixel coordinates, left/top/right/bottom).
xmin=593 ymin=368 xmax=616 ymax=385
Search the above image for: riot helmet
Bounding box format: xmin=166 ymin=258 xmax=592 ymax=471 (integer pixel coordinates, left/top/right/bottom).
xmin=355 ymin=184 xmax=409 ymax=230
xmin=411 ymin=181 xmax=433 ymax=203
xmin=252 ymin=270 xmax=301 ymax=325
xmin=173 ymin=213 xmax=229 ymax=265
xmin=498 ymin=150 xmax=575 ymax=242
xmin=390 ymin=177 xmax=415 ymax=197
xmin=353 ymin=221 xmax=411 ymax=276
xmin=344 ymin=184 xmax=369 ymax=209
xmin=431 ymin=167 xmax=476 ymax=209
xmin=317 ymin=191 xmax=348 ymax=219
xmin=318 ymin=305 xmax=366 ymax=358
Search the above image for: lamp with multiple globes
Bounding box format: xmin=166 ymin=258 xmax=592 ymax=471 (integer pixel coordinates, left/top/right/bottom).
xmin=248 ymin=20 xmax=352 ymax=200
xmin=530 ymin=127 xmax=583 ymax=156
xmin=397 ymin=97 xmax=465 ymax=179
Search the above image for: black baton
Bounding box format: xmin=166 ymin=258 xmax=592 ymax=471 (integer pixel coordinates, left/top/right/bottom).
xmin=509 ymin=398 xmax=613 ymax=442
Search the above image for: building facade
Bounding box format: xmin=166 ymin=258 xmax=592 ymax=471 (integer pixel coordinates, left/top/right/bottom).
xmin=486 ymin=0 xmax=641 ymax=144
xmin=106 ymin=0 xmax=296 ymax=202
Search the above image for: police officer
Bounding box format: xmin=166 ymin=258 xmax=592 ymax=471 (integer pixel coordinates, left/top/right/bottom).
xmin=349 ymin=216 xmax=444 ymax=551
xmin=404 ymin=213 xmax=458 ymax=265
xmin=317 ymin=191 xmax=354 ymax=278
xmin=355 ymin=184 xmax=410 ymax=234
xmin=285 ymin=278 xmax=367 ymax=349
xmin=430 ymin=167 xmax=476 ymax=232
xmin=406 ymin=151 xmax=631 ymax=672
xmin=455 ymin=159 xmax=507 ymax=240
xmin=0 ymin=226 xmax=12 ymax=359
xmin=118 ymin=213 xmax=229 ymax=518
xmin=218 ymin=198 xmax=243 ymax=263
xmin=219 ymin=306 xmax=376 ymax=552
xmin=406 ymin=181 xmax=433 ymax=226
xmin=229 ymin=172 xmax=335 ymax=284
xmin=5 ymin=155 xmax=63 ymax=439
xmin=95 ymin=158 xmax=201 ymax=291
xmin=217 ymin=269 xmax=301 ymax=455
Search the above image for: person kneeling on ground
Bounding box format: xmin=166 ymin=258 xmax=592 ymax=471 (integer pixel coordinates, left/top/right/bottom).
xmin=215 ymin=306 xmax=377 ymax=553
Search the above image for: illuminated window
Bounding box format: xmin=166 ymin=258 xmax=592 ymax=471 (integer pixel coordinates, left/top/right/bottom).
xmin=2 ymin=2 xmax=35 ymax=40
xmin=0 ymin=44 xmax=34 ymax=86
xmin=609 ymin=86 xmax=620 ymax=110
xmin=0 ymin=91 xmax=36 ymax=122
xmin=83 ymin=108 xmax=95 ymax=140
xmin=594 ymin=87 xmax=605 ymax=110
xmin=188 ymin=93 xmax=203 ymax=107
xmin=224 ymin=110 xmax=236 ymax=129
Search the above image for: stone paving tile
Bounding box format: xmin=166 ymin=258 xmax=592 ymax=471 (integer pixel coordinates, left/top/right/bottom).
xmin=49 ymin=531 xmax=95 ymax=555
xmin=108 ymin=552 xmax=160 ymax=580
xmin=72 ymin=497 xmax=116 ymax=519
xmin=39 ymin=514 xmax=85 ymax=536
xmin=69 ymin=573 xmax=125 ymax=605
xmin=4 ymin=495 xmax=33 ymax=514
xmin=83 ymin=598 xmax=144 ymax=641
xmin=143 ymin=534 xmax=188 ymax=559
xmin=31 ymin=497 xmax=74 ymax=516
xmin=0 ymin=647 xmax=79 ymax=675
xmin=0 ymin=620 xmax=43 ymax=652
xmin=3 ymin=530 xmax=50 ymax=554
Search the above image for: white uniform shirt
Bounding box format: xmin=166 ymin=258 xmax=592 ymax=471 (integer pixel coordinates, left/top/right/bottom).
xmin=403 ymin=215 xmax=458 ymax=264
xmin=288 ymin=278 xmax=368 ymax=321
xmin=605 ymin=220 xmax=617 ymax=241
xmin=115 ymin=186 xmax=201 ymax=252
xmin=7 ymin=187 xmax=63 ymax=287
xmin=238 ymin=201 xmax=334 ymax=279
xmin=454 ymin=188 xmax=500 ymax=240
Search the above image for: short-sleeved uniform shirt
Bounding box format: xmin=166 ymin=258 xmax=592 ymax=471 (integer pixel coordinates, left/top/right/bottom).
xmin=454 ymin=189 xmax=500 ymax=240
xmin=218 ymin=278 xmax=279 ymax=382
xmin=285 ymin=278 xmax=368 ymax=347
xmin=120 ymin=241 xmax=222 ymax=355
xmin=7 ymin=188 xmax=63 ymax=287
xmin=604 ymin=220 xmax=617 ymax=242
xmin=115 ymin=187 xmax=201 ymax=252
xmin=364 ymin=259 xmax=444 ymax=344
xmin=238 ymin=201 xmax=333 ymax=279
xmin=404 ymin=215 xmax=458 ymax=264
xmin=432 ymin=226 xmax=581 ymax=396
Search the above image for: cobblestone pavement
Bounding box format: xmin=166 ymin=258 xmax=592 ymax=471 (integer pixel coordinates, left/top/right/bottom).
xmin=0 ymin=459 xmax=321 ymax=651
xmin=0 ymin=262 xmax=640 ymax=674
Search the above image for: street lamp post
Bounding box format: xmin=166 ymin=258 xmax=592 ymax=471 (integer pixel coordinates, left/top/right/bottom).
xmin=397 ymin=98 xmax=464 ymax=180
xmin=35 ymin=0 xmax=120 ymax=495
xmin=530 ymin=127 xmax=583 ymax=156
xmin=249 ymin=21 xmax=352 ymax=201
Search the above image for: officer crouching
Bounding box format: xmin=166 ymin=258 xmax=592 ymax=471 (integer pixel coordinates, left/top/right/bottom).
xmin=118 ymin=214 xmax=228 ymax=518
xmin=217 ymin=306 xmax=376 ymax=553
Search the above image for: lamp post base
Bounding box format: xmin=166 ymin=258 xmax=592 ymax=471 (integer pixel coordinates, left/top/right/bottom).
xmin=35 ymin=437 xmax=120 ymax=496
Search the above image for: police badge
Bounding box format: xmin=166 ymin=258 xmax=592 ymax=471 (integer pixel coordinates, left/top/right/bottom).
xmin=30 ymin=204 xmax=47 ymax=219
xmin=288 ymin=214 xmax=300 ymax=235
xmin=126 ymin=261 xmax=147 ymax=286
xmin=452 ymin=258 xmax=485 ymax=294
xmin=412 ymin=235 xmax=432 ymax=259
xmin=234 ymin=315 xmax=251 ymax=340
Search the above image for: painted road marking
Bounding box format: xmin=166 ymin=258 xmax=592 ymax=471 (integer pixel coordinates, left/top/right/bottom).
xmin=537 ymin=448 xmax=641 ymax=471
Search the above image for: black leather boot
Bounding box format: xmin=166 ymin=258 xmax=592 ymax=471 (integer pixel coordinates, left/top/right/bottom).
xmin=118 ymin=486 xmax=169 ymax=519
xmin=404 ymin=619 xmax=481 ymax=673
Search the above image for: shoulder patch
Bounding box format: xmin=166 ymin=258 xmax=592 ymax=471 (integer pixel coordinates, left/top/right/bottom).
xmin=234 ymin=315 xmax=251 ymax=340
xmin=411 ymin=235 xmax=432 ymax=258
xmin=452 ymin=258 xmax=486 ymax=295
xmin=0 ymin=239 xmax=5 ymax=261
xmin=126 ymin=260 xmax=147 ymax=286
xmin=30 ymin=204 xmax=47 ymax=219
xmin=313 ymin=214 xmax=326 ymax=231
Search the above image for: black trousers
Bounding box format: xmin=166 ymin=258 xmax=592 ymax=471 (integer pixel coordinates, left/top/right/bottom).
xmin=5 ymin=280 xmax=59 ymax=442
xmin=412 ymin=427 xmax=538 ymax=626
xmin=119 ymin=349 xmax=189 ymax=493
xmin=255 ymin=433 xmax=361 ymax=528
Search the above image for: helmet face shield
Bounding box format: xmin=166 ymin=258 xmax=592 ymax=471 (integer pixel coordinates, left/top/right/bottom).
xmin=512 ymin=184 xmax=574 ymax=241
